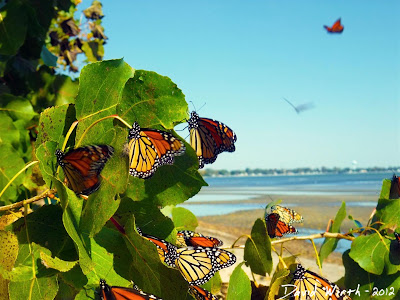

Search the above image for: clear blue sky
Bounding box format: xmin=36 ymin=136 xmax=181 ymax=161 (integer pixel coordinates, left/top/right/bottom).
xmin=88 ymin=1 xmax=399 ymax=170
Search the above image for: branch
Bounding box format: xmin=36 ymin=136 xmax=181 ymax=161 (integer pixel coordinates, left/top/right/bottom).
xmin=230 ymin=232 xmax=354 ymax=248
xmin=0 ymin=189 xmax=57 ymax=212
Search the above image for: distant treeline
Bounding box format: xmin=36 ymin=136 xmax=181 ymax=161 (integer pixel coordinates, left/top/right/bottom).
xmin=199 ymin=166 xmax=400 ymax=177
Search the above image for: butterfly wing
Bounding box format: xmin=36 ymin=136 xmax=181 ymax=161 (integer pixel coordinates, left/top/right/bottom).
xmin=188 ymin=112 xmax=236 ymax=169
xmin=127 ymin=122 xmax=185 ymax=178
xmin=56 ymin=145 xmax=114 ymax=195
xmin=291 ymin=264 xmax=352 ymax=300
xmin=331 ymin=18 xmax=344 ymax=32
xmin=189 ymin=286 xmax=218 ymax=300
xmin=175 ymin=247 xmax=236 ymax=286
xmin=272 ymin=205 xmax=303 ymax=224
xmin=390 ymin=175 xmax=400 ymax=199
xmin=99 ymin=279 xmax=163 ymax=300
xmin=177 ymin=230 xmax=223 ymax=248
xmin=140 ymin=233 xmax=178 ymax=268
xmin=265 ymin=213 xmax=297 ymax=238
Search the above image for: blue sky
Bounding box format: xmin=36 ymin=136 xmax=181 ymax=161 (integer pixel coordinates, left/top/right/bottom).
xmin=91 ymin=1 xmax=399 ymax=170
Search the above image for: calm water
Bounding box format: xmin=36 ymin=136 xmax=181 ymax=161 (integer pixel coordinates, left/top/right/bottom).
xmin=179 ymin=172 xmax=392 ymax=216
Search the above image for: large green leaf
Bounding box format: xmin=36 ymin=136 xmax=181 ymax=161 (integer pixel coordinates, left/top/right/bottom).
xmin=123 ymin=217 xmax=188 ymax=299
xmin=39 ymin=252 xmax=77 ymax=272
xmin=349 ymin=233 xmax=400 ymax=275
xmin=0 ymin=94 xmax=37 ymax=125
xmin=226 ymin=262 xmax=251 ymax=300
xmin=265 ymin=268 xmax=290 ymax=300
xmin=319 ymin=202 xmax=347 ymax=265
xmin=0 ymin=112 xmax=20 ymax=148
xmin=172 ymin=206 xmax=198 ymax=231
xmin=0 ymin=230 xmax=18 ymax=299
xmin=344 ymin=250 xmax=400 ymax=299
xmin=375 ymin=198 xmax=400 ymax=230
xmin=244 ymin=218 xmax=273 ymax=276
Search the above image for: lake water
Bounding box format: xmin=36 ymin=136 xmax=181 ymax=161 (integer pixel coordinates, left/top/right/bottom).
xmin=179 ymin=172 xmax=392 ymax=216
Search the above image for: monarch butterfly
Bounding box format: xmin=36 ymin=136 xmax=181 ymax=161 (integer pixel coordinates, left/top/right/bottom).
xmin=265 ymin=213 xmax=297 ymax=238
xmin=271 ymin=205 xmax=303 ymax=225
xmin=99 ymin=279 xmax=162 ymax=300
xmin=140 ymin=232 xmax=236 ymax=286
xmin=176 ymin=230 xmax=223 ymax=248
xmin=324 ymin=18 xmax=344 ymax=33
xmin=187 ymin=112 xmax=237 ymax=169
xmin=189 ymin=285 xmax=218 ymax=300
xmin=127 ymin=122 xmax=185 ymax=178
xmin=394 ymin=232 xmax=400 ymax=243
xmin=290 ymin=264 xmax=352 ymax=300
xmin=55 ymin=145 xmax=114 ymax=195
xmin=390 ymin=174 xmax=400 ymax=199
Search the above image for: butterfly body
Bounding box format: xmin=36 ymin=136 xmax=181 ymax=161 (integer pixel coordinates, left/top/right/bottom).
xmin=177 ymin=230 xmax=223 ymax=248
xmin=99 ymin=279 xmax=162 ymax=300
xmin=265 ymin=213 xmax=297 ymax=238
xmin=55 ymin=145 xmax=114 ymax=195
xmin=127 ymin=122 xmax=185 ymax=178
xmin=291 ymin=264 xmax=352 ymax=300
xmin=324 ymin=18 xmax=344 ymax=33
xmin=188 ymin=112 xmax=236 ymax=169
xmin=189 ymin=285 xmax=218 ymax=300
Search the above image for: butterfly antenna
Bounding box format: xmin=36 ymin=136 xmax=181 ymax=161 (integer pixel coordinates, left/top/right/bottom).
xmin=197 ymin=102 xmax=206 ymax=113
xmin=282 ymin=97 xmax=299 ymax=113
xmin=189 ymin=101 xmax=197 ymax=112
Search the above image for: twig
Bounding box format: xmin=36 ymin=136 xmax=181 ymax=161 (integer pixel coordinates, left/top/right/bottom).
xmin=230 ymin=232 xmax=355 ymax=249
xmin=0 ymin=189 xmax=57 ymax=212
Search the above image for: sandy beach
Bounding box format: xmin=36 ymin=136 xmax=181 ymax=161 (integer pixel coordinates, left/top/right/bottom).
xmin=189 ymin=193 xmax=379 ymax=298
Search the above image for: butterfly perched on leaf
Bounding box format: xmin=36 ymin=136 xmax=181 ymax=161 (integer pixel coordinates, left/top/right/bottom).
xmin=390 ymin=174 xmax=400 ymax=199
xmin=271 ymin=205 xmax=303 ymax=225
xmin=55 ymin=145 xmax=114 ymax=195
xmin=324 ymin=18 xmax=344 ymax=33
xmin=139 ymin=231 xmax=236 ymax=286
xmin=127 ymin=122 xmax=185 ymax=178
xmin=99 ymin=279 xmax=162 ymax=300
xmin=265 ymin=213 xmax=297 ymax=238
xmin=189 ymin=285 xmax=218 ymax=300
xmin=188 ymin=112 xmax=237 ymax=169
xmin=176 ymin=230 xmax=223 ymax=248
xmin=290 ymin=264 xmax=352 ymax=300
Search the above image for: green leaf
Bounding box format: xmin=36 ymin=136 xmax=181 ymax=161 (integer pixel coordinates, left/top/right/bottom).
xmin=0 ymin=143 xmax=26 ymax=204
xmin=75 ymin=58 xmax=134 ymax=146
xmin=39 ymin=252 xmax=78 ymax=272
xmin=40 ymin=45 xmax=57 ymax=67
xmin=0 ymin=0 xmax=28 ymax=55
xmin=380 ymin=179 xmax=391 ymax=200
xmin=0 ymin=230 xmax=18 ymax=299
xmin=82 ymin=40 xmax=104 ymax=62
xmin=123 ymin=217 xmax=189 ymax=299
xmin=375 ymin=198 xmax=400 ymax=230
xmin=349 ymin=233 xmax=400 ymax=275
xmin=0 ymin=112 xmax=20 ymax=148
xmin=172 ymin=207 xmax=198 ymax=231
xmin=265 ymin=268 xmax=290 ymax=300
xmin=226 ymin=262 xmax=251 ymax=300
xmin=8 ymin=243 xmax=58 ymax=300
xmin=244 ymin=218 xmax=273 ymax=276
xmin=319 ymin=202 xmax=347 ymax=265
xmin=201 ymin=272 xmax=222 ymax=295
xmin=0 ymin=94 xmax=37 ymax=125
xmin=343 ymin=250 xmax=400 ymax=299
xmin=54 ymin=277 xmax=79 ymax=300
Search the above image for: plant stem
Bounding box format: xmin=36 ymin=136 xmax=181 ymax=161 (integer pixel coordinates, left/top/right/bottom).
xmin=0 ymin=189 xmax=57 ymax=212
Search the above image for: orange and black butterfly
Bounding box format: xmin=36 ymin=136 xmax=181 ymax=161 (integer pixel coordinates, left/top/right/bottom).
xmin=188 ymin=112 xmax=237 ymax=169
xmin=127 ymin=122 xmax=185 ymax=178
xmin=189 ymin=286 xmax=218 ymax=300
xmin=176 ymin=230 xmax=223 ymax=248
xmin=139 ymin=231 xmax=236 ymax=286
xmin=55 ymin=145 xmax=114 ymax=195
xmin=290 ymin=264 xmax=352 ymax=300
xmin=265 ymin=213 xmax=297 ymax=238
xmin=324 ymin=18 xmax=344 ymax=33
xmin=271 ymin=205 xmax=303 ymax=225
xmin=99 ymin=279 xmax=162 ymax=300
xmin=394 ymin=232 xmax=400 ymax=244
xmin=390 ymin=174 xmax=400 ymax=199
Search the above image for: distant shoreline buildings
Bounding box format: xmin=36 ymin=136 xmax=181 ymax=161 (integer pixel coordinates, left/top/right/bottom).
xmin=200 ymin=166 xmax=400 ymax=177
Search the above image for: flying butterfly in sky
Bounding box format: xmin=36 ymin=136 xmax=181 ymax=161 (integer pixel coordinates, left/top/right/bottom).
xmin=140 ymin=231 xmax=236 ymax=286
xmin=390 ymin=174 xmax=400 ymax=199
xmin=189 ymin=285 xmax=218 ymax=300
xmin=127 ymin=122 xmax=185 ymax=178
xmin=99 ymin=279 xmax=162 ymax=300
xmin=265 ymin=213 xmax=297 ymax=238
xmin=290 ymin=264 xmax=352 ymax=300
xmin=55 ymin=145 xmax=114 ymax=195
xmin=176 ymin=230 xmax=223 ymax=248
xmin=324 ymin=18 xmax=344 ymax=34
xmin=271 ymin=205 xmax=303 ymax=225
xmin=188 ymin=112 xmax=237 ymax=169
